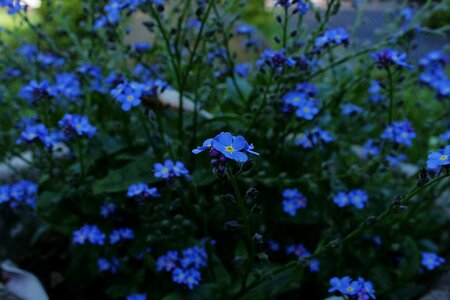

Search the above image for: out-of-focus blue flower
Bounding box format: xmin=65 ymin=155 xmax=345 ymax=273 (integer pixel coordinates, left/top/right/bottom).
xmin=154 ymin=160 xmax=190 ymax=179
xmin=126 ymin=294 xmax=147 ymax=300
xmin=19 ymin=80 xmax=52 ymax=104
xmin=58 ymin=114 xmax=97 ymax=139
xmin=367 ymin=80 xmax=385 ymax=103
xmin=172 ymin=268 xmax=202 ymax=290
xmin=421 ymin=252 xmax=445 ymax=270
xmin=73 ymin=225 xmax=106 ymax=245
xmin=419 ymin=50 xmax=450 ymax=99
xmin=100 ymin=203 xmax=117 ymax=218
xmin=381 ymin=120 xmax=416 ymax=147
xmin=439 ymin=129 xmax=450 ymax=143
xmin=16 ymin=44 xmax=39 ymax=61
xmin=98 ymin=257 xmax=120 ymax=273
xmin=257 ymin=49 xmax=295 ymax=73
xmin=8 ymin=180 xmax=38 ymax=208
xmin=282 ymin=188 xmax=307 ymax=216
xmin=371 ymin=48 xmax=412 ymax=69
xmin=283 ymin=91 xmax=321 ymax=120
xmin=156 ymin=250 xmax=179 ymax=272
xmin=386 ymin=153 xmax=407 ymax=166
xmin=333 ymin=192 xmax=350 ymax=208
xmin=236 ymin=24 xmax=255 ymax=36
xmin=37 ymin=52 xmax=64 ymax=68
xmin=296 ymin=82 xmax=317 ymax=97
xmin=286 ymin=243 xmax=311 ymax=258
xmin=134 ymin=42 xmax=152 ymax=53
xmin=48 ymin=73 xmax=81 ymax=102
xmin=1 ymin=0 xmax=25 ymax=15
xmin=234 ymin=63 xmax=252 ymax=77
xmin=127 ymin=183 xmax=160 ymax=199
xmin=0 ymin=185 xmax=10 ymax=204
xmin=296 ymin=128 xmax=333 ymax=149
xmin=341 ymin=103 xmax=364 ymax=116
xmin=419 ymin=50 xmax=448 ymax=67
xmin=180 ymin=245 xmax=208 ymax=269
xmin=427 ymin=145 xmax=450 ymax=170
xmin=315 ymin=28 xmax=350 ymax=49
xmin=267 ymin=239 xmax=280 ymax=252
xmin=109 ymin=228 xmax=134 ymax=244
xmin=77 ymin=63 xmax=104 ymax=92
xmin=348 ymin=189 xmax=368 ymax=209
xmin=329 ymin=276 xmax=376 ymax=298
xmin=309 ymin=259 xmax=320 ymax=272
xmin=2 ymin=67 xmax=21 ymax=80
xmin=362 ymin=139 xmax=380 ymax=158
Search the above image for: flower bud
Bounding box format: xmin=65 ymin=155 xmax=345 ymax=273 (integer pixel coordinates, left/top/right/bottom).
xmin=246 ymin=187 xmax=259 ymax=199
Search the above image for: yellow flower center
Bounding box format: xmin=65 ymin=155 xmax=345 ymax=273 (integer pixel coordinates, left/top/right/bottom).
xmin=440 ymin=155 xmax=448 ymax=161
xmin=76 ymin=124 xmax=81 ymax=129
xmin=162 ymin=168 xmax=168 ymax=174
xmin=127 ymin=95 xmax=134 ymax=102
xmin=347 ymin=287 xmax=354 ymax=292
xmin=28 ymin=133 xmax=36 ymax=139
xmin=225 ymin=145 xmax=235 ymax=153
xmin=354 ymin=196 xmax=360 ymax=202
xmin=293 ymin=97 xmax=300 ymax=102
xmin=173 ymin=166 xmax=179 ymax=171
xmin=303 ymin=107 xmax=310 ymax=113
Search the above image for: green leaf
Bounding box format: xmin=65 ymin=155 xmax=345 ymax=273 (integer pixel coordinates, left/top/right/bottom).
xmin=397 ymin=236 xmax=421 ymax=280
xmin=238 ymin=265 xmax=303 ymax=300
xmin=226 ymin=77 xmax=253 ymax=103
xmin=93 ymin=157 xmax=158 ymax=194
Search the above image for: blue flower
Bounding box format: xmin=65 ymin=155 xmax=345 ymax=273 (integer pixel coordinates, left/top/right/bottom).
xmin=134 ymin=41 xmax=152 ymax=53
xmin=267 ymin=239 xmax=280 ymax=252
xmin=286 ymin=243 xmax=311 ymax=258
xmin=172 ymin=268 xmax=202 ymax=290
xmin=421 ymin=252 xmax=445 ymax=270
xmin=154 ymin=160 xmax=190 ymax=179
xmin=156 ymin=250 xmax=179 ymax=272
xmin=380 ymin=120 xmax=416 ymax=147
xmin=180 ymin=245 xmax=208 ymax=269
xmin=427 ymin=145 xmax=450 ymax=170
xmin=348 ymin=189 xmax=368 ymax=209
xmin=362 ymin=139 xmax=380 ymax=158
xmin=257 ymin=49 xmax=296 ymax=73
xmin=19 ymin=80 xmax=51 ymax=104
xmin=357 ymin=277 xmax=376 ymax=300
xmin=296 ymin=128 xmax=333 ymax=149
xmin=73 ymin=225 xmax=106 ymax=245
xmin=127 ymin=183 xmax=160 ymax=199
xmin=37 ymin=52 xmax=64 ymax=68
xmin=333 ymin=192 xmax=350 ymax=208
xmin=111 ymin=81 xmax=143 ymax=111
xmin=371 ymin=48 xmax=412 ymax=69
xmin=234 ymin=63 xmax=252 ymax=77
xmin=109 ymin=228 xmax=134 ymax=244
xmin=97 ymin=258 xmax=120 ymax=273
xmin=0 ymin=185 xmax=10 ymax=204
xmin=367 ymin=80 xmax=385 ymax=103
xmin=126 ymin=294 xmax=147 ymax=300
xmin=236 ymin=24 xmax=255 ymax=36
xmin=100 ymin=203 xmax=117 ymax=218
xmin=315 ymin=28 xmax=350 ymax=49
xmin=329 ymin=276 xmax=375 ymax=298
xmin=309 ymin=259 xmax=320 ymax=272
xmin=294 ymin=99 xmax=320 ymax=120
xmin=439 ymin=129 xmax=450 ymax=143
xmin=1 ymin=0 xmax=25 ymax=14
xmin=386 ymin=153 xmax=407 ymax=166
xmin=58 ymin=114 xmax=97 ymax=139
xmin=211 ymin=132 xmax=254 ymax=162
xmin=17 ymin=124 xmax=49 ymax=145
xmin=8 ymin=180 xmax=38 ymax=208
xmin=282 ymin=188 xmax=307 ymax=216
xmin=341 ymin=103 xmax=364 ymax=116
xmin=48 ymin=73 xmax=81 ymax=102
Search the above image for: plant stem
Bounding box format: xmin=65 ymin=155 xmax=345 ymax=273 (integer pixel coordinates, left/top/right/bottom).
xmin=386 ymin=67 xmax=395 ymax=124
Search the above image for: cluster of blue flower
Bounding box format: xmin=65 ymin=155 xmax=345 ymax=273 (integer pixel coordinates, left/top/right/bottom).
xmin=282 ymin=188 xmax=307 ymax=216
xmin=367 ymin=80 xmax=386 ymax=103
xmin=0 ymin=180 xmax=38 ymax=208
xmin=235 ymin=24 xmax=262 ymax=53
xmin=419 ymin=51 xmax=450 ymax=99
xmin=296 ymin=127 xmax=333 ymax=149
xmin=127 ymin=183 xmax=160 ymax=200
xmin=126 ymin=294 xmax=147 ymax=300
xmin=371 ymin=48 xmax=412 ymax=69
xmin=333 ymin=190 xmax=368 ymax=209
xmin=282 ymin=85 xmax=321 ymax=120
xmin=286 ymin=243 xmax=320 ymax=272
xmin=275 ymin=0 xmax=310 ymax=14
xmin=193 ymin=132 xmax=259 ymax=164
xmin=156 ymin=245 xmax=208 ymax=289
xmin=341 ymin=103 xmax=364 ymax=116
xmin=100 ymin=203 xmax=117 ymax=218
xmin=0 ymin=0 xmax=24 ymax=14
xmin=111 ymin=79 xmax=167 ymax=111
xmin=109 ymin=228 xmax=134 ymax=244
xmin=153 ymin=160 xmax=190 ymax=179
xmin=257 ymin=49 xmax=296 ymax=74
xmin=97 ymin=257 xmax=120 ymax=274
xmin=17 ymin=113 xmax=96 ymax=149
xmin=381 ymin=120 xmax=416 ymax=147
xmin=328 ymin=276 xmax=376 ymax=299
xmin=73 ymin=225 xmax=106 ymax=245
xmin=421 ymin=252 xmax=445 ymax=270
xmin=315 ymin=28 xmax=350 ymax=50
